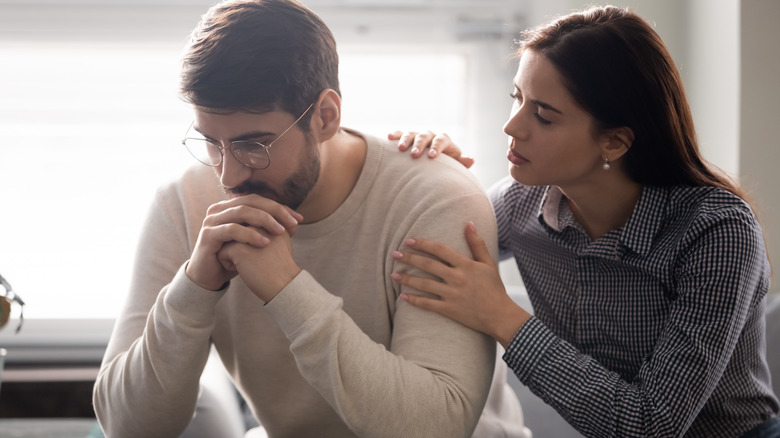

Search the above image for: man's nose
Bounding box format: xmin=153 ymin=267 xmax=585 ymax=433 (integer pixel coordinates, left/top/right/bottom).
xmin=219 ymin=146 xmax=253 ymax=189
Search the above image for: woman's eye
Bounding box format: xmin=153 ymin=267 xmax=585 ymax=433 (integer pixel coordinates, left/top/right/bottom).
xmin=509 ymin=91 xmax=522 ymax=103
xmin=534 ymin=113 xmax=552 ymax=125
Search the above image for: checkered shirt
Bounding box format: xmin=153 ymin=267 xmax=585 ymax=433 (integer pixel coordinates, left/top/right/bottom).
xmin=491 ymin=178 xmax=779 ymax=437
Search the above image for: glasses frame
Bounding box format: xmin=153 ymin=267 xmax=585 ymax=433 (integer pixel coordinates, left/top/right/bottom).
xmin=182 ymin=102 xmax=315 ymax=170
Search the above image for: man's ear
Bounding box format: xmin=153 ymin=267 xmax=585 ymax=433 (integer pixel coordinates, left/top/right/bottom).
xmin=601 ymin=126 xmax=634 ymax=162
xmin=310 ymin=89 xmax=341 ymax=142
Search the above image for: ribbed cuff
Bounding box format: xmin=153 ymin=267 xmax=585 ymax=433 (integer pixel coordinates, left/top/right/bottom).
xmin=263 ymin=270 xmax=342 ymax=339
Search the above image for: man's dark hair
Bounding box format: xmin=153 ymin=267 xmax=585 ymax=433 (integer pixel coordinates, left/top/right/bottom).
xmin=180 ymin=0 xmax=340 ymax=124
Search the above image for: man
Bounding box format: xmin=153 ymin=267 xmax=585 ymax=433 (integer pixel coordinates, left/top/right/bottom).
xmin=93 ymin=1 xmax=527 ymax=437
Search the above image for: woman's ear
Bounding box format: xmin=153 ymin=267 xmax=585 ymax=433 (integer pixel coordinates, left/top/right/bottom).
xmin=601 ymin=126 xmax=634 ymax=161
xmin=310 ymin=89 xmax=341 ymax=142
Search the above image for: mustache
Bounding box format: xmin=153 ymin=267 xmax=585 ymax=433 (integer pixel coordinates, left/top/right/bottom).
xmin=225 ymin=180 xmax=279 ymax=199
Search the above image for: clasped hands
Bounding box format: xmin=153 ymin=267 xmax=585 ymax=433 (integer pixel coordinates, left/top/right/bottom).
xmin=186 ymin=194 xmax=304 ymax=303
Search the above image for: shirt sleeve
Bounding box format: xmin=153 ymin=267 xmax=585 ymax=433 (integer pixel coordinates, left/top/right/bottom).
xmin=489 ymin=177 xmax=519 ymax=262
xmin=503 ymin=205 xmax=769 ymax=437
xmin=263 ymin=191 xmax=499 ymax=438
xmin=93 ymin=184 xmax=222 ymax=438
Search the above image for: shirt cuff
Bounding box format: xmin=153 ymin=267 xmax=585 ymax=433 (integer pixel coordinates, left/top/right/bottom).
xmin=263 ymin=270 xmax=342 ymax=339
xmin=502 ymin=316 xmax=559 ymax=383
xmin=162 ymin=264 xmax=227 ymax=326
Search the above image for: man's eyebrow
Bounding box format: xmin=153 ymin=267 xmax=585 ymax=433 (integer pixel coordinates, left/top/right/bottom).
xmin=531 ymin=99 xmax=563 ymax=114
xmin=193 ymin=127 xmax=275 ymax=143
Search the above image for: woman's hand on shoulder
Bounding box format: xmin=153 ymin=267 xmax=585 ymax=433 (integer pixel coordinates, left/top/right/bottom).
xmin=391 ymin=222 xmax=529 ymax=347
xmin=388 ymin=130 xmax=475 ymax=169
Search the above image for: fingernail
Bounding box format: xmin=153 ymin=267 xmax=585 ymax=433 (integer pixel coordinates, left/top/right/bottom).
xmin=411 ymin=147 xmax=420 ymax=155
xmin=404 ymin=238 xmax=416 ymax=246
xmin=391 ymin=272 xmax=402 ymax=281
xmin=428 ymin=149 xmax=437 ymax=158
xmin=398 ymin=141 xmax=406 ymax=149
xmin=400 ymin=293 xmax=410 ymax=301
xmin=392 ymin=250 xmax=403 ymax=259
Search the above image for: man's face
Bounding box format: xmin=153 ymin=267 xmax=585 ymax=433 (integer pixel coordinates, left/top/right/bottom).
xmin=192 ymin=108 xmax=320 ymax=210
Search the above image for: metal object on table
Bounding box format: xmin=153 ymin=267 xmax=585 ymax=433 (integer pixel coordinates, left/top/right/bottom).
xmin=0 ymin=273 xmax=25 ymax=334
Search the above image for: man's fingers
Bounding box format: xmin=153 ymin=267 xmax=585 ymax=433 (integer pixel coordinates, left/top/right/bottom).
xmin=202 ymin=222 xmax=271 ymax=248
xmin=205 ymin=195 xmax=300 ymax=236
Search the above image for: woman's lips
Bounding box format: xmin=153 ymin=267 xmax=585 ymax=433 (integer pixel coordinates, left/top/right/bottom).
xmin=507 ymin=148 xmax=528 ymax=166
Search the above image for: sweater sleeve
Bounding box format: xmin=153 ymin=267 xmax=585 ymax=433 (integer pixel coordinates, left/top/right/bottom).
xmin=263 ymin=190 xmax=499 ymax=438
xmin=93 ymin=182 xmax=223 ymax=438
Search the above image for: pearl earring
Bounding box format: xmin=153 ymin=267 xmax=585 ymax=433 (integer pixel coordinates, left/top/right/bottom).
xmin=602 ymin=158 xmax=611 ymax=171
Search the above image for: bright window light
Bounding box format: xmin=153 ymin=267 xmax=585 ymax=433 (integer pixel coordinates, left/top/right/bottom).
xmin=0 ymin=43 xmax=468 ymax=319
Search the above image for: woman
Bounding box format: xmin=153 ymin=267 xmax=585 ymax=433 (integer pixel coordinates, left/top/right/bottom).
xmin=390 ymin=6 xmax=779 ymax=437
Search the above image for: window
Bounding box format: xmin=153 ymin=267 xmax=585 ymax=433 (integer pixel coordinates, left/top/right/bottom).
xmin=0 ymin=36 xmax=469 ymax=322
xmin=0 ymin=1 xmax=523 ymax=326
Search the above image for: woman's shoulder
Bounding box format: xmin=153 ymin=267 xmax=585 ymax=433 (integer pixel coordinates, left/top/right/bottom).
xmin=660 ymin=186 xmax=764 ymax=249
xmin=665 ymin=185 xmax=756 ymax=222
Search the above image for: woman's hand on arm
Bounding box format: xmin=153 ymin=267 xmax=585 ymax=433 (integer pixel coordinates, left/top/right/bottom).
xmin=388 ymin=130 xmax=475 ymax=168
xmin=391 ymin=222 xmax=530 ymax=348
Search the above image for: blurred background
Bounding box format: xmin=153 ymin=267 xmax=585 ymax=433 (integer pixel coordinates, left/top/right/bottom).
xmin=0 ymin=0 xmax=778 ymax=428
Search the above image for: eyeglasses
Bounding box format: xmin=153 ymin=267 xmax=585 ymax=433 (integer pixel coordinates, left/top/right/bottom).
xmin=0 ymin=273 xmax=25 ymax=334
xmin=182 ymin=103 xmax=315 ymax=170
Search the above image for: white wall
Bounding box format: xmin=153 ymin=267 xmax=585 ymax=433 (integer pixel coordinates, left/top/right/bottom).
xmin=739 ymin=0 xmax=780 ymax=295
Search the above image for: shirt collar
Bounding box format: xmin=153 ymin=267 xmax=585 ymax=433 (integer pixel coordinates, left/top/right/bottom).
xmin=538 ymin=186 xmax=579 ymax=232
xmin=619 ymin=185 xmax=668 ymax=256
xmin=539 ymin=186 xmax=563 ymax=231
xmin=538 ymin=185 xmax=668 ymax=256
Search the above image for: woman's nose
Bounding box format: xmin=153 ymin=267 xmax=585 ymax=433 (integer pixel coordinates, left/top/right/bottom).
xmin=503 ymin=106 xmax=530 ymax=141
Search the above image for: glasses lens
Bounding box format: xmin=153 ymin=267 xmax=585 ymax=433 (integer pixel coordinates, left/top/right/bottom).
xmin=231 ymin=142 xmax=270 ymax=169
xmin=183 ymin=138 xmax=222 ymax=167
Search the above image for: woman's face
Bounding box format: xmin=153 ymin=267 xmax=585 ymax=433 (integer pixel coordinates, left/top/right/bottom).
xmin=503 ymin=50 xmax=606 ymax=189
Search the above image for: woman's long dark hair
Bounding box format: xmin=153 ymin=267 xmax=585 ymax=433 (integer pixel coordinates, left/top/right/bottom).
xmin=518 ymin=6 xmax=743 ymax=198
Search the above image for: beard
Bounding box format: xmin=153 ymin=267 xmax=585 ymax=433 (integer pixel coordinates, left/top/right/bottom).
xmin=225 ymin=134 xmax=321 ymax=210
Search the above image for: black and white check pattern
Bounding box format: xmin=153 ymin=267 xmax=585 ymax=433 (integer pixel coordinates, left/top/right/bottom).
xmin=491 ymin=178 xmax=779 ymax=437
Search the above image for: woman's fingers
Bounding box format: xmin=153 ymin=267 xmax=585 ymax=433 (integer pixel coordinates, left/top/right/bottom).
xmin=400 ymin=293 xmax=448 ymax=313
xmin=391 ymin=247 xmax=451 ymax=279
xmin=407 ymin=131 xmax=434 ymax=157
xmin=464 ymin=222 xmax=496 ymax=267
xmin=391 ymin=130 xmax=475 ymax=168
xmin=428 ymin=132 xmax=452 ymax=158
xmin=389 ymin=130 xmax=419 ymax=152
xmin=399 ymin=237 xmax=469 ymax=268
xmin=391 ymin=271 xmax=450 ymax=297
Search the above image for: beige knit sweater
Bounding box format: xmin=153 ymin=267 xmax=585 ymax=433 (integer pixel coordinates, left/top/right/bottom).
xmin=93 ymin=131 xmax=526 ymax=438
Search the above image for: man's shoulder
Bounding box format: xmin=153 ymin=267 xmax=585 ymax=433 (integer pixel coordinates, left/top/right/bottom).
xmin=156 ymin=164 xmax=225 ymax=212
xmin=366 ymin=133 xmax=486 ymax=196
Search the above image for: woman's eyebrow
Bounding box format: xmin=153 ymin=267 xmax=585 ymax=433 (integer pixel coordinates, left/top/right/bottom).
xmin=531 ymin=99 xmax=562 ymax=114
